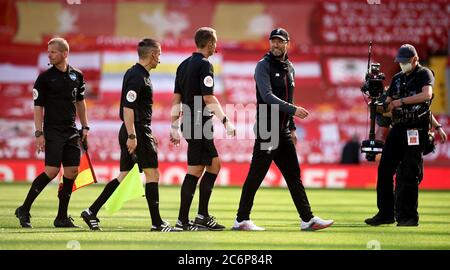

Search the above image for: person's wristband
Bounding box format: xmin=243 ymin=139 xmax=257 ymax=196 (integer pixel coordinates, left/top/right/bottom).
xmin=82 ymin=126 xmax=90 ymax=131
xmin=435 ymin=125 xmax=442 ymax=130
xmin=128 ymin=134 xmax=136 ymax=140
xmin=400 ymin=98 xmax=405 ymax=106
xmin=222 ymin=116 xmax=228 ymax=125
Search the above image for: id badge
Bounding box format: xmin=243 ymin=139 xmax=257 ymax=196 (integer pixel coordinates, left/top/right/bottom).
xmin=407 ymin=129 xmax=419 ymax=146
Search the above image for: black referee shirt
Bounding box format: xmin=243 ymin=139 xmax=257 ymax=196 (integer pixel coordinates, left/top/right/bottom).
xmin=174 ymin=52 xmax=214 ymax=123
xmin=120 ymin=63 xmax=154 ymax=125
xmin=33 ymin=65 xmax=85 ymax=126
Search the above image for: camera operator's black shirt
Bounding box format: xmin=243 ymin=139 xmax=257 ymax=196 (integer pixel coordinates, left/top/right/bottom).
xmin=120 ymin=63 xmax=153 ymax=125
xmin=387 ymin=64 xmax=434 ymax=100
xmin=174 ymin=52 xmax=214 ymax=124
xmin=33 ymin=65 xmax=85 ymax=127
xmin=387 ymin=64 xmax=434 ymax=127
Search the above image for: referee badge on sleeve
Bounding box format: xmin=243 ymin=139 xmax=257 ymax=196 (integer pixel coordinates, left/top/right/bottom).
xmin=32 ymin=88 xmax=39 ymax=100
xmin=204 ymin=75 xmax=214 ymax=88
xmin=126 ymin=90 xmax=137 ymax=102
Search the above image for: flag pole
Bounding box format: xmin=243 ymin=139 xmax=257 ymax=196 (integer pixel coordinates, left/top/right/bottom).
xmin=84 ymin=150 xmax=97 ymax=183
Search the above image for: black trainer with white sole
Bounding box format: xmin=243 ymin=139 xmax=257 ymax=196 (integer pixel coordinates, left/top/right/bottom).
xmin=175 ymin=221 xmax=209 ymax=231
xmin=151 ymin=221 xmax=182 ymax=232
xmin=193 ymin=215 xmax=225 ymax=231
xmin=81 ymin=210 xmax=102 ymax=231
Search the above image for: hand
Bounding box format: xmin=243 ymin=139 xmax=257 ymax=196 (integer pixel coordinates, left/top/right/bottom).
xmin=151 ymin=135 xmax=159 ymax=146
xmin=225 ymin=121 xmax=236 ymax=137
xmin=36 ymin=136 xmax=45 ymax=154
xmin=170 ymin=128 xmax=181 ymax=146
xmin=294 ymin=106 xmax=309 ymax=119
xmin=437 ymin=127 xmax=447 ymax=143
xmin=290 ymin=130 xmax=297 ymax=145
xmin=127 ymin=138 xmax=137 ymax=154
xmin=80 ymin=129 xmax=89 ymax=150
xmin=387 ymin=99 xmax=402 ymax=112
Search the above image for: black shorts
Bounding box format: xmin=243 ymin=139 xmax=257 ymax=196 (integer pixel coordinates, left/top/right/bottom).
xmin=119 ymin=123 xmax=158 ymax=171
xmin=44 ymin=126 xmax=81 ymax=167
xmin=186 ymin=139 xmax=218 ymax=166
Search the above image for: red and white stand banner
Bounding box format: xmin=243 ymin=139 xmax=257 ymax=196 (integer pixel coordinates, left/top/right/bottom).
xmin=1 ymin=160 xmax=449 ymax=190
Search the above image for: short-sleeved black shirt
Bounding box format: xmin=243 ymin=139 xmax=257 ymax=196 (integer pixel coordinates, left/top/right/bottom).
xmin=174 ymin=52 xmax=214 ymax=124
xmin=119 ymin=63 xmax=154 ymax=125
xmin=33 ymin=65 xmax=85 ymax=127
xmin=387 ymin=64 xmax=434 ymax=100
xmin=387 ymin=64 xmax=434 ymax=127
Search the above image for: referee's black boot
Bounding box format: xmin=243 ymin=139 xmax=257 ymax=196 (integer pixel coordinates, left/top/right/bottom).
xmin=81 ymin=209 xmax=102 ymax=231
xmin=54 ymin=216 xmax=81 ymax=228
xmin=397 ymin=218 xmax=418 ymax=227
xmin=365 ymin=212 xmax=395 ymax=226
xmin=15 ymin=206 xmax=32 ymax=228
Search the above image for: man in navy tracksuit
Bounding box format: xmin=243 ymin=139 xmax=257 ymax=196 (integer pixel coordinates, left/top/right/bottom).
xmin=232 ymin=28 xmax=334 ymax=231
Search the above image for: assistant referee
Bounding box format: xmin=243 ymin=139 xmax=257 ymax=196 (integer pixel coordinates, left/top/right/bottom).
xmin=16 ymin=37 xmax=89 ymax=228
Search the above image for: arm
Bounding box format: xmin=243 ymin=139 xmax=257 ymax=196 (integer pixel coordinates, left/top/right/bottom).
xmin=170 ymin=93 xmax=182 ymax=146
xmin=255 ymin=61 xmax=296 ymax=114
xmin=431 ymin=114 xmax=447 ymax=143
xmin=388 ymin=85 xmax=433 ymax=110
xmin=123 ymin=107 xmax=137 ymax=154
xmin=203 ymin=95 xmax=235 ymax=136
xmin=255 ymin=61 xmax=308 ymax=119
xmin=34 ymin=106 xmax=45 ymax=153
xmin=75 ymin=100 xmax=89 ymax=144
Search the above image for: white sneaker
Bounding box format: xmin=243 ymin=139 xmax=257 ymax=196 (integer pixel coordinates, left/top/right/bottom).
xmin=231 ymin=219 xmax=265 ymax=231
xmin=301 ymin=216 xmax=334 ymax=231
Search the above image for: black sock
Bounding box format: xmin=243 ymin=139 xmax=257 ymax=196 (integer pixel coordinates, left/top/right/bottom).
xmin=198 ymin=172 xmax=218 ymax=217
xmin=177 ymin=174 xmax=199 ymax=224
xmin=57 ymin=176 xmax=74 ymax=219
xmin=22 ymin=172 xmax=52 ymax=212
xmin=89 ymin=178 xmax=120 ymax=215
xmin=145 ymin=182 xmax=163 ymax=226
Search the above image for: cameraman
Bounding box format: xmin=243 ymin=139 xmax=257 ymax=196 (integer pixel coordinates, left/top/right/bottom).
xmin=365 ymin=44 xmax=435 ymax=227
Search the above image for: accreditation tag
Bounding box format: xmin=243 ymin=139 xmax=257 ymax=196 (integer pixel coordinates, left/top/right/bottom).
xmin=407 ymin=129 xmax=419 ymax=146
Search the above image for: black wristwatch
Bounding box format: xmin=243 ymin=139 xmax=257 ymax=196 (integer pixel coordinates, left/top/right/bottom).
xmin=128 ymin=134 xmax=136 ymax=140
xmin=222 ymin=116 xmax=228 ymax=125
xmin=82 ymin=126 xmax=90 ymax=131
xmin=34 ymin=130 xmax=43 ymax=138
xmin=435 ymin=125 xmax=442 ymax=130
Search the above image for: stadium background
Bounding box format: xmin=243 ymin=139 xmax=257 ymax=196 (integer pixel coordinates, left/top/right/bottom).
xmin=0 ymin=0 xmax=449 ymax=189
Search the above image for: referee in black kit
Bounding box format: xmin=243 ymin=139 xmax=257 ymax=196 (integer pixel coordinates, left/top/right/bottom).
xmin=80 ymin=39 xmax=179 ymax=232
xmin=232 ymin=28 xmax=334 ymax=231
xmin=170 ymin=27 xmax=236 ymax=231
xmin=15 ymin=37 xmax=89 ymax=228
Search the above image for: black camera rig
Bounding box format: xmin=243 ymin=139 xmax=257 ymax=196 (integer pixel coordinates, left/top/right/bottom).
xmin=360 ymin=42 xmax=386 ymax=161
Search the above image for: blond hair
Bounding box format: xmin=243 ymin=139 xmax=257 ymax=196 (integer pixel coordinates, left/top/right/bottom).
xmin=48 ymin=37 xmax=70 ymax=52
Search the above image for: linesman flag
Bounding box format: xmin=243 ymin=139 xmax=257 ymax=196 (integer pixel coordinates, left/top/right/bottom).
xmin=104 ymin=163 xmax=145 ymax=215
xmin=58 ymin=151 xmax=97 ymax=192
xmin=72 ymin=151 xmax=97 ymax=191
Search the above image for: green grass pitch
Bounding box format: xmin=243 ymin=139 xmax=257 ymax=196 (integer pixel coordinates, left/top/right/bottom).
xmin=1 ymin=182 xmax=449 ymax=250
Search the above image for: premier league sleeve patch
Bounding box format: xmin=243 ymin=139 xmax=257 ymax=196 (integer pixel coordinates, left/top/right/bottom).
xmin=203 ymin=75 xmax=214 ymax=88
xmin=126 ymin=90 xmax=137 ymax=102
xmin=32 ymin=88 xmax=39 ymax=100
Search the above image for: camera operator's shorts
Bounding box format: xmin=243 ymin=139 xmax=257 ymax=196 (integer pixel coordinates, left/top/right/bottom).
xmin=119 ymin=123 xmax=158 ymax=171
xmin=44 ymin=126 xmax=81 ymax=167
xmin=186 ymin=138 xmax=218 ymax=166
